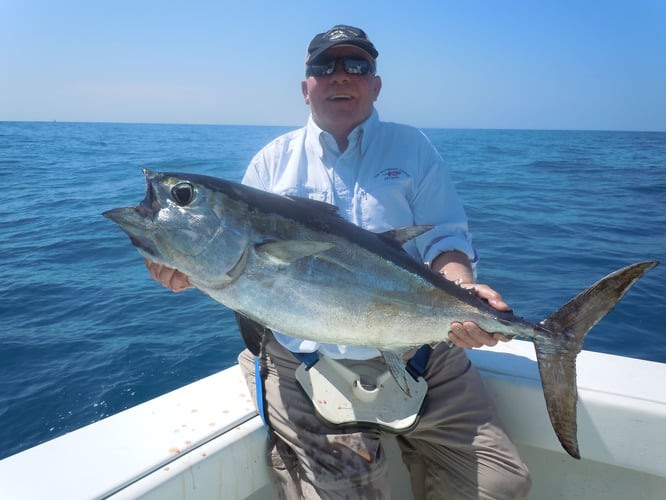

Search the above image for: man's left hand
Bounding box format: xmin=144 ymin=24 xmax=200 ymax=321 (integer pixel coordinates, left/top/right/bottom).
xmin=448 ymin=283 xmax=511 ymax=349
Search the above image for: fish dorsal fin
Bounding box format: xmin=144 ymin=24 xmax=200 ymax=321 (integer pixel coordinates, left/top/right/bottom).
xmin=378 ymin=225 xmax=434 ymax=247
xmin=255 ymin=240 xmax=334 ymax=265
xmin=285 ymin=195 xmax=344 ymax=218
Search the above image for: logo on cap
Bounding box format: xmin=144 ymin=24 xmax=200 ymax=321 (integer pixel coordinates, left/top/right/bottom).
xmin=327 ymin=27 xmax=356 ymax=41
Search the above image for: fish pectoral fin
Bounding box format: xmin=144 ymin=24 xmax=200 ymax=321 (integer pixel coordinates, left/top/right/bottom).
xmin=255 ymin=240 xmax=335 ymax=265
xmin=381 ymin=350 xmax=412 ymax=396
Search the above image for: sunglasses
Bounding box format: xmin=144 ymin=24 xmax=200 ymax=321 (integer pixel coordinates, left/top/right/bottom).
xmin=306 ymin=57 xmax=375 ymax=77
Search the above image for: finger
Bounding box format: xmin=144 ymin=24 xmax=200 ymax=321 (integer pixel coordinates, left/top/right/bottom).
xmin=144 ymin=259 xmax=191 ymax=292
xmin=162 ymin=267 xmax=191 ymax=292
xmin=461 ymin=284 xmax=509 ymax=311
xmin=449 ymin=322 xmax=494 ymax=348
xmin=449 ymin=322 xmax=500 ymax=348
xmin=449 ymin=322 xmax=478 ymax=349
xmin=144 ymin=258 xmax=161 ymax=281
xmin=464 ymin=321 xmax=500 ymax=347
xmin=493 ymin=333 xmax=511 ymax=343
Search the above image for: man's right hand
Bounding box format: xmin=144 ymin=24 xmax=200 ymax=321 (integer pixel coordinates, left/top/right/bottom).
xmin=144 ymin=259 xmax=192 ymax=292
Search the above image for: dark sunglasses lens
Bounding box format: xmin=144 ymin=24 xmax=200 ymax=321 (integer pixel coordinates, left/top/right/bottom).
xmin=343 ymin=58 xmax=372 ymax=75
xmin=307 ymin=58 xmax=374 ymax=77
xmin=308 ymin=60 xmax=336 ymax=77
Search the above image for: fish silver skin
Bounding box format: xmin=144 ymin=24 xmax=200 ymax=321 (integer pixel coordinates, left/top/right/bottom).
xmin=104 ymin=169 xmax=658 ymax=459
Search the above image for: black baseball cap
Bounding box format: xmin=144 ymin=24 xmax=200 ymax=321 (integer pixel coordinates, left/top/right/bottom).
xmin=305 ymin=25 xmax=379 ymax=64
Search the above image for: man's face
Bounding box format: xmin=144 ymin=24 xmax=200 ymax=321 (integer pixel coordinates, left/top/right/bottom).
xmin=301 ymin=46 xmax=382 ymax=136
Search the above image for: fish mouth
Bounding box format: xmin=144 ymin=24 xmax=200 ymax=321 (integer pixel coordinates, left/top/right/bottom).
xmin=103 ymin=206 xmax=159 ymax=257
xmin=103 ymin=169 xmax=167 ymax=259
xmin=103 ymin=169 xmax=161 ymax=227
xmin=128 ymin=233 xmax=158 ymax=257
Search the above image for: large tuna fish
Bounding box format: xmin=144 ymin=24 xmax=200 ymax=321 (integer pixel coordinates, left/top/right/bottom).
xmin=104 ymin=169 xmax=658 ymax=459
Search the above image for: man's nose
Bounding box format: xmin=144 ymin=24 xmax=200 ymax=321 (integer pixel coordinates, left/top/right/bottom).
xmin=329 ymin=61 xmax=350 ymax=81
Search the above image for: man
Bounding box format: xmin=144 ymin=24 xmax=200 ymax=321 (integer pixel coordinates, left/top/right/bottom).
xmin=148 ymin=25 xmax=531 ymax=500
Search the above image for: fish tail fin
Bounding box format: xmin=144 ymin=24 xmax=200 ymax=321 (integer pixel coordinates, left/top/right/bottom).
xmin=533 ymin=260 xmax=658 ymax=459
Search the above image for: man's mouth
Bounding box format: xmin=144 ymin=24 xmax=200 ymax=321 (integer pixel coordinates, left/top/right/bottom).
xmin=327 ymin=94 xmax=353 ymax=101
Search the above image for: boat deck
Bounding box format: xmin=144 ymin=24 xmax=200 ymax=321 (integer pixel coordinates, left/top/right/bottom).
xmin=1 ymin=340 xmax=665 ymax=499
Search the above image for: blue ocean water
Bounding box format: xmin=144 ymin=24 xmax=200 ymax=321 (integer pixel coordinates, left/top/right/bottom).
xmin=1 ymin=121 xmax=664 ymax=460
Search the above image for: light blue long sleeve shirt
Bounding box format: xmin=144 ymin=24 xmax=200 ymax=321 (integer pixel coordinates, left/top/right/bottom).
xmin=242 ymin=109 xmax=477 ymax=359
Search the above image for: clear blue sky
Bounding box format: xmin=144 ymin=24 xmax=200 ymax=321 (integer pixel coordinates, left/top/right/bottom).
xmin=2 ymin=0 xmax=665 ymax=131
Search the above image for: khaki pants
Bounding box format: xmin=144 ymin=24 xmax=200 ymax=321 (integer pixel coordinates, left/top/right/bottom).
xmin=238 ymin=337 xmax=531 ymax=500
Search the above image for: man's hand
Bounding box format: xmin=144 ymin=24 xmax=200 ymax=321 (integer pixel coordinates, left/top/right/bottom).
xmin=448 ymin=283 xmax=510 ymax=348
xmin=430 ymin=250 xmax=511 ymax=349
xmin=144 ymin=259 xmax=192 ymax=292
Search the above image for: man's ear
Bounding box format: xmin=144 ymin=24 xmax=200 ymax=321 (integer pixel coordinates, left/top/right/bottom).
xmin=301 ymin=80 xmax=311 ymax=105
xmin=373 ymin=75 xmax=382 ymax=101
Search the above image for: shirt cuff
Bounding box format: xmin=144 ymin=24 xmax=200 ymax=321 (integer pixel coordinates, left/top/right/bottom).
xmin=423 ymin=236 xmax=478 ymax=270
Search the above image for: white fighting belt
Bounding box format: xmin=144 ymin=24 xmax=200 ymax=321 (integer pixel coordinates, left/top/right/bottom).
xmin=295 ymin=354 xmax=428 ymax=433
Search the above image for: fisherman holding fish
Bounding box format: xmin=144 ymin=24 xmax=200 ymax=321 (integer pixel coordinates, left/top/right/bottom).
xmin=146 ymin=25 xmax=531 ymax=500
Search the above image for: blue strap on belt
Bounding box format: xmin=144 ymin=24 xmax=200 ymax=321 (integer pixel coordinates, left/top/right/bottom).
xmin=406 ymin=344 xmax=432 ymax=380
xmin=292 ymin=350 xmax=321 ymax=369
xmin=254 ymin=351 xmax=320 ymax=440
xmin=254 ymin=356 xmax=271 ymax=439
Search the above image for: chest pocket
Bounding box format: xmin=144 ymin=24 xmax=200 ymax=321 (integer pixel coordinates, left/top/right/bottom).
xmin=357 ymin=172 xmax=414 ymax=231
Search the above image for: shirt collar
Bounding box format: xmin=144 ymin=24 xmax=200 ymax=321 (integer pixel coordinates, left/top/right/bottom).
xmin=306 ymin=108 xmax=379 ymax=157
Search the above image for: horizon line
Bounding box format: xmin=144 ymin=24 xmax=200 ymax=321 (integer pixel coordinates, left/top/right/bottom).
xmin=1 ymin=119 xmax=665 ymax=134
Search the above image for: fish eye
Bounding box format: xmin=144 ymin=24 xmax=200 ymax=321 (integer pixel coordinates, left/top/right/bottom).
xmin=171 ymin=182 xmax=195 ymax=206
